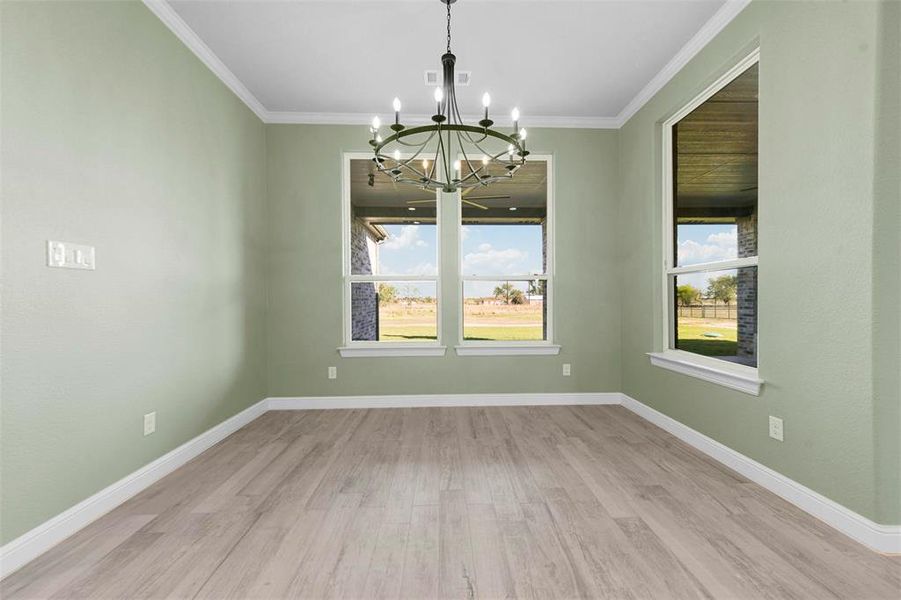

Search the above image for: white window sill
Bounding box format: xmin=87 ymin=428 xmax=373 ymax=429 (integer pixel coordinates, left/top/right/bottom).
xmin=647 ymin=351 xmax=763 ymax=396
xmin=339 ymin=345 xmax=447 ymax=358
xmin=455 ymin=344 xmax=561 ymax=356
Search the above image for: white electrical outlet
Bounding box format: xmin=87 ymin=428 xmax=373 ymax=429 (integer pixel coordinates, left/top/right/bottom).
xmin=143 ymin=412 xmax=156 ymax=436
xmin=328 ymin=366 xmax=337 ymax=380
xmin=768 ymin=415 xmax=783 ymax=442
xmin=562 ymin=363 xmax=571 ymax=376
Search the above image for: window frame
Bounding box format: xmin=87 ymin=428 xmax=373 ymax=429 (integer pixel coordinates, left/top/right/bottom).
xmin=339 ymin=151 xmax=446 ymax=357
xmin=456 ymin=153 xmax=559 ymax=355
xmin=650 ymin=49 xmax=763 ymax=394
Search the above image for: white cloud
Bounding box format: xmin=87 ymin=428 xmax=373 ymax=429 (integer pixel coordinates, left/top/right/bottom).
xmin=405 ymin=262 xmax=438 ymax=276
xmin=461 ymin=226 xmax=471 ymax=241
xmin=678 ymin=230 xmax=737 ymax=265
xmin=707 ymin=230 xmax=737 ymax=247
xmin=382 ymin=225 xmax=427 ymax=250
xmin=462 ymin=243 xmax=529 ymax=275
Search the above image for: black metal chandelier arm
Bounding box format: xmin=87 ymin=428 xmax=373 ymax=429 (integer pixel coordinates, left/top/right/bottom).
xmin=455 ymin=129 xmax=485 ymax=186
xmin=392 ymin=135 xmax=435 ymax=148
xmin=447 ymin=93 xmax=522 ymax=165
xmin=374 ymin=124 xmax=524 ymax=155
xmin=449 ymin=92 xmax=492 ymax=147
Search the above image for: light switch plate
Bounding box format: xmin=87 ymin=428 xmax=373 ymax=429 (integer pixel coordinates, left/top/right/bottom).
xmin=144 ymin=412 xmax=156 ymax=436
xmin=328 ymin=366 xmax=337 ymax=380
xmin=768 ymin=415 xmax=784 ymax=442
xmin=562 ymin=363 xmax=571 ymax=376
xmin=47 ymin=240 xmax=95 ymax=270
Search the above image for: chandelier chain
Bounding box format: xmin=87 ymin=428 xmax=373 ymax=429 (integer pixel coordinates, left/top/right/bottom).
xmin=446 ymin=1 xmax=452 ymax=53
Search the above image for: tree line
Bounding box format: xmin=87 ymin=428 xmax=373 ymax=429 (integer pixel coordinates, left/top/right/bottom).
xmin=677 ymin=274 xmax=738 ymax=307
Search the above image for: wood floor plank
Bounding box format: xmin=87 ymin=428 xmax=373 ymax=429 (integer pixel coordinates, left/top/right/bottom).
xmin=437 ymin=490 xmax=476 ymax=600
xmin=3 ymin=405 xmax=898 ymax=600
xmin=399 ymin=503 xmax=440 ymax=599
xmin=282 ymin=493 xmax=365 ymax=599
xmin=0 ymin=514 xmax=156 ymax=600
xmin=321 ymin=506 xmax=384 ymax=599
xmin=361 ymin=521 xmax=409 ymax=599
xmin=242 ymin=506 xmax=329 ymax=597
xmin=467 ymin=503 xmax=516 ymax=600
xmin=614 ymin=516 xmax=714 ymax=599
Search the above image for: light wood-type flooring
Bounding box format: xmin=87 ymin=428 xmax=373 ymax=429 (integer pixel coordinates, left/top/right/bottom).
xmin=2 ymin=406 xmax=899 ymax=599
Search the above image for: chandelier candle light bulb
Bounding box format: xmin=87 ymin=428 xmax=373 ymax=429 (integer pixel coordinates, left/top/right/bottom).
xmin=392 ymin=97 xmax=404 ymax=131
xmin=434 ymin=87 xmax=444 ymax=117
xmin=367 ymin=0 xmax=527 ymax=192
xmin=481 ymin=92 xmax=492 ymax=126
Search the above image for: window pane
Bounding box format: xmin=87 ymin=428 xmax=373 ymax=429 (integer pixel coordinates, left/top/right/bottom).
xmin=673 ymin=63 xmax=757 ymax=267
xmin=463 ymin=280 xmax=547 ymax=341
xmin=673 ymin=266 xmax=757 ymax=367
xmin=351 ymin=281 xmax=437 ymax=342
xmin=350 ymin=158 xmax=437 ymax=276
xmin=461 ymin=160 xmax=547 ymax=277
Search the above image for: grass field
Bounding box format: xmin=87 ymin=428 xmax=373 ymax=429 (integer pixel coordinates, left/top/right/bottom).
xmin=374 ymin=304 xmax=738 ymax=350
xmin=675 ymin=318 xmax=738 ymax=356
xmin=377 ymin=301 xmax=544 ymax=342
xmin=379 ymin=325 xmax=543 ymax=342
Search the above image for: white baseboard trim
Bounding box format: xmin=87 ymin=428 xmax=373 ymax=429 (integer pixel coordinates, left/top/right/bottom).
xmin=267 ymin=392 xmax=620 ymax=411
xmin=619 ymin=393 xmax=901 ymax=555
xmin=0 ymin=399 xmax=269 ymax=580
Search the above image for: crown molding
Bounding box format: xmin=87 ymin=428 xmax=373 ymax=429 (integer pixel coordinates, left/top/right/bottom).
xmin=145 ymin=0 xmax=750 ymax=130
xmin=614 ymin=0 xmax=752 ymax=127
xmin=141 ymin=0 xmax=268 ymax=121
xmin=264 ymin=111 xmax=620 ymax=129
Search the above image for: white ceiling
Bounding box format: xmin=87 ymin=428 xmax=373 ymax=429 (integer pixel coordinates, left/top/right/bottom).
xmin=154 ymin=0 xmax=748 ymax=127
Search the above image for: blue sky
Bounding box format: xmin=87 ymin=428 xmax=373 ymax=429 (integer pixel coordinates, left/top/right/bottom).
xmin=377 ymin=224 xmax=438 ymax=277
xmin=377 ymin=223 xmax=544 ymax=297
xmin=677 ymin=223 xmax=738 ymax=291
xmin=374 ymin=222 xmax=740 ymax=297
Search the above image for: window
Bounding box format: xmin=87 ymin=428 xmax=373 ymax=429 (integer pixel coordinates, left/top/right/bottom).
xmin=340 ymin=154 xmax=444 ymax=357
xmin=457 ymin=156 xmax=557 ymax=354
xmin=653 ymin=51 xmax=761 ymax=393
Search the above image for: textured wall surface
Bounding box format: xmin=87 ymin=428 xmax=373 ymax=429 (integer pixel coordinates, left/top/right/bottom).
xmin=617 ymin=0 xmax=891 ymax=523
xmin=349 ymin=220 xmax=377 ymax=341
xmin=736 ymin=211 xmax=757 ymax=359
xmin=266 ymin=125 xmax=621 ymax=397
xmin=0 ymin=1 xmax=268 ymax=544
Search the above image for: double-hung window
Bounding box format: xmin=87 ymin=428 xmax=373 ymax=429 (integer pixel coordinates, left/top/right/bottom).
xmin=456 ymin=156 xmax=558 ymax=355
xmin=652 ymin=51 xmax=762 ymax=394
xmin=340 ymin=153 xmax=445 ymax=357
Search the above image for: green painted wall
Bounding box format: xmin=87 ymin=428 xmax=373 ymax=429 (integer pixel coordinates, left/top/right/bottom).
xmin=872 ymin=0 xmax=901 ymax=526
xmin=617 ymin=0 xmax=899 ymax=524
xmin=266 ymin=125 xmax=621 ymax=396
xmin=0 ymin=1 xmax=268 ymax=544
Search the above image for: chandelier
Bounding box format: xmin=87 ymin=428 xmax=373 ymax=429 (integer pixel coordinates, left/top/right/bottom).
xmin=368 ymin=0 xmax=528 ymax=193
